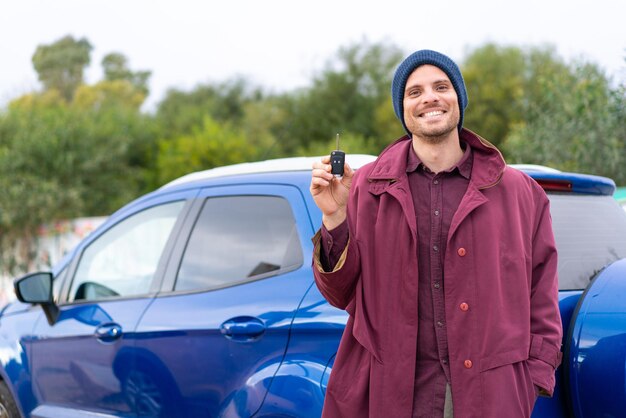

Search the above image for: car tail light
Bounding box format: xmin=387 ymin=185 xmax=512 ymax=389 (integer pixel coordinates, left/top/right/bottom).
xmin=537 ymin=179 xmax=573 ymax=192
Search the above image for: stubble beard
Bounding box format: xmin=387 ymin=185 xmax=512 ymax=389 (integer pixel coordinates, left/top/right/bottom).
xmin=406 ymin=114 xmax=459 ymax=144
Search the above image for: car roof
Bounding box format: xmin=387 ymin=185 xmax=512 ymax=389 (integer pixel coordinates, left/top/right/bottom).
xmin=160 ymin=154 xmax=378 ymax=189
xmin=509 ymin=164 xmax=616 ymax=196
xmin=160 ymin=156 xmax=615 ymax=196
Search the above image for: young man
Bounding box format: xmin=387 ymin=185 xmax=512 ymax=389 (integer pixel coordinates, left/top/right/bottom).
xmin=310 ymin=50 xmax=562 ymax=418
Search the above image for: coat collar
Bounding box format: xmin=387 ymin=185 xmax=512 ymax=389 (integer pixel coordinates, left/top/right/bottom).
xmin=367 ymin=128 xmax=506 ymax=191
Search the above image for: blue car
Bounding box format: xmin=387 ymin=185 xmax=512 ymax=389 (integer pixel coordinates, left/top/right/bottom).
xmin=1 ymin=156 xmax=626 ymax=418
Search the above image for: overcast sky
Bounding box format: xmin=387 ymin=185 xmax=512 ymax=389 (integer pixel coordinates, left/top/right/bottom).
xmin=1 ymin=0 xmax=624 ymax=111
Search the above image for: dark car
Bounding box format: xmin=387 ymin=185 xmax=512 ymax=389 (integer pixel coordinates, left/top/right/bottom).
xmin=1 ymin=156 xmax=626 ymax=418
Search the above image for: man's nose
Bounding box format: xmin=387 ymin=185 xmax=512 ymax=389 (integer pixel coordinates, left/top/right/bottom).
xmin=421 ymin=88 xmax=439 ymax=102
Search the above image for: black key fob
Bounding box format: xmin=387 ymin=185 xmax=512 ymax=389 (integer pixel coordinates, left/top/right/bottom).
xmin=331 ymin=150 xmax=345 ymax=176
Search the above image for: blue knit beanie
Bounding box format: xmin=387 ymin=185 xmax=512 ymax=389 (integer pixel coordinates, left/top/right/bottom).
xmin=391 ymin=49 xmax=468 ymax=136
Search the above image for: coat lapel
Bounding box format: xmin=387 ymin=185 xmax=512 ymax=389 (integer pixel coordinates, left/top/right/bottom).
xmin=366 ymin=137 xmax=418 ymax=238
xmin=447 ymin=129 xmax=506 ymax=241
xmin=368 ymin=178 xmax=417 ymax=238
xmin=448 ymin=184 xmax=488 ymax=241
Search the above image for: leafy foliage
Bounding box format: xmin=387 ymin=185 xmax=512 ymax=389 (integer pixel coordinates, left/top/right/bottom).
xmin=156 ymin=78 xmax=262 ymax=139
xmin=275 ymin=40 xmax=405 ymax=154
xmin=1 ymin=40 xmax=157 ymax=273
xmin=462 ymin=44 xmax=526 ymax=147
xmin=102 ymin=53 xmax=151 ymax=96
xmin=31 ymin=35 xmax=93 ymax=102
xmin=156 ymin=116 xmax=258 ymax=185
xmin=503 ymin=60 xmax=626 ymax=183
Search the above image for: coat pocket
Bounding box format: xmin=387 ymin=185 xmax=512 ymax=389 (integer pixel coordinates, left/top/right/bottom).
xmin=479 ymin=347 xmax=528 ymax=372
xmin=327 ymin=334 xmax=372 ymax=404
xmin=480 ymin=351 xmax=538 ymax=418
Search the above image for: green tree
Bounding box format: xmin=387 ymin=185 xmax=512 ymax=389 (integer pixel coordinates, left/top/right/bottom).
xmin=277 ymin=40 xmax=404 ymax=154
xmin=155 ymin=116 xmax=258 ymax=185
xmin=73 ymin=80 xmax=147 ymax=110
xmin=155 ymin=77 xmax=262 ymax=140
xmin=102 ymin=52 xmax=151 ymax=96
xmin=31 ymin=35 xmax=93 ymax=101
xmin=503 ymin=59 xmax=626 ymax=183
xmin=239 ymin=97 xmax=285 ymax=160
xmin=0 ymin=89 xmax=158 ymax=273
xmin=372 ymin=99 xmax=405 ymax=147
xmin=462 ymin=44 xmax=526 ymax=147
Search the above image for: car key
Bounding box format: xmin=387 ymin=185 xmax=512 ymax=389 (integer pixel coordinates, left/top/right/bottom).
xmin=331 ymin=133 xmax=345 ymax=177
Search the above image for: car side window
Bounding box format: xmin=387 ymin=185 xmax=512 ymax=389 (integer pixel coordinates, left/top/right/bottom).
xmin=549 ymin=194 xmax=626 ymax=290
xmin=174 ymin=195 xmax=303 ymax=291
xmin=68 ymin=201 xmax=185 ymax=302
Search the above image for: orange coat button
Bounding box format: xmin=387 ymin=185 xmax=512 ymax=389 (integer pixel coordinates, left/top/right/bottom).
xmin=457 ymin=247 xmax=467 ymax=256
xmin=460 ymin=303 xmax=469 ymax=311
xmin=464 ymin=360 xmax=473 ymax=369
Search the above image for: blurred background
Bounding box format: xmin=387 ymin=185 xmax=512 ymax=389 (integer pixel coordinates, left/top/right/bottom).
xmin=0 ymin=0 xmax=625 ymax=301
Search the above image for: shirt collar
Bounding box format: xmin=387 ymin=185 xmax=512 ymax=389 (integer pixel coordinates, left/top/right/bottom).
xmin=406 ymin=141 xmax=473 ymax=180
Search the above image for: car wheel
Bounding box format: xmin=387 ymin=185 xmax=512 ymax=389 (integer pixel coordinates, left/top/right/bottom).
xmin=122 ymin=367 xmax=184 ymax=418
xmin=0 ymin=381 xmax=19 ymax=418
xmin=123 ymin=369 xmax=165 ymax=417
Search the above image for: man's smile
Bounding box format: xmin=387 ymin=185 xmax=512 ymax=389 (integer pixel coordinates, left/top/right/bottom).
xmin=420 ymin=110 xmax=446 ymax=118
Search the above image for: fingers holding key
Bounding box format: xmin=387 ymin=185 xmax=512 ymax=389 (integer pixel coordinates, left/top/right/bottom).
xmin=310 ymin=156 xmax=353 ymax=228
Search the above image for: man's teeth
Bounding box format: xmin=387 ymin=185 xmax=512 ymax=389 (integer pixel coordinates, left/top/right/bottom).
xmin=423 ymin=111 xmax=443 ymax=117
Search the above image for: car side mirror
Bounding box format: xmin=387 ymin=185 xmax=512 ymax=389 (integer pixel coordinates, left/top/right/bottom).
xmin=14 ymin=272 xmax=59 ymax=325
xmin=15 ymin=272 xmax=53 ymax=303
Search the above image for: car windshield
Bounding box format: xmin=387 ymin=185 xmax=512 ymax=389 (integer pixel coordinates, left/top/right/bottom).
xmin=549 ymin=194 xmax=626 ymax=290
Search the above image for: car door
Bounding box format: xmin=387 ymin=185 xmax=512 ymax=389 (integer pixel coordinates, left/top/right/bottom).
xmin=27 ymin=190 xmax=195 ymax=417
xmin=134 ymin=183 xmax=316 ymax=417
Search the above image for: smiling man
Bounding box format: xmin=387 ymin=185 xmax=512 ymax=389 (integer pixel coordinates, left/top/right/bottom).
xmin=310 ymin=50 xmax=563 ymax=417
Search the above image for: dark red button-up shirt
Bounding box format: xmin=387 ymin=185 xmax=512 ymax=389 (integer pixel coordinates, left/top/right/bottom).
xmin=321 ymin=142 xmax=472 ymax=417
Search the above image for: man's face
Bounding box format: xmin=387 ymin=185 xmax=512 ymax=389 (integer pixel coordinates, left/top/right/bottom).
xmin=402 ymin=65 xmax=460 ymax=142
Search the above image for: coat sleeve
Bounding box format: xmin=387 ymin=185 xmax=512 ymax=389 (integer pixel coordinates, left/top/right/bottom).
xmin=311 ymin=170 xmax=365 ymax=311
xmin=312 ymin=229 xmax=361 ymax=310
xmin=527 ymin=192 xmax=563 ymax=396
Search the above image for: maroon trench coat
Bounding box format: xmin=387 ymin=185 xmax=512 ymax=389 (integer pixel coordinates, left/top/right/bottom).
xmin=312 ymin=129 xmax=562 ymax=418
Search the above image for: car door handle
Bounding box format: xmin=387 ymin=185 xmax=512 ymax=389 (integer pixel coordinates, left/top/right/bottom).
xmin=95 ymin=323 xmax=123 ymax=342
xmin=220 ymin=316 xmax=265 ymax=341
